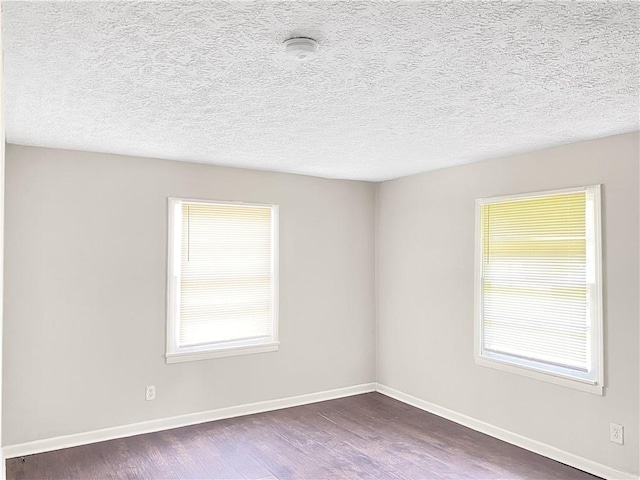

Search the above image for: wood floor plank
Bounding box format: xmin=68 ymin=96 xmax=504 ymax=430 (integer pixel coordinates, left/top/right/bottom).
xmin=6 ymin=393 xmax=601 ymax=480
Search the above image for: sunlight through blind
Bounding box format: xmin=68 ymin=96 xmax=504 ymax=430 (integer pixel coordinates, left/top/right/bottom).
xmin=479 ymin=190 xmax=596 ymax=375
xmin=177 ymin=202 xmax=275 ymax=348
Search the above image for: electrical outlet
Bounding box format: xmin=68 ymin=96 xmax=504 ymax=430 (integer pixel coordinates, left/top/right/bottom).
xmin=145 ymin=385 xmax=156 ymax=401
xmin=610 ymin=423 xmax=623 ymax=445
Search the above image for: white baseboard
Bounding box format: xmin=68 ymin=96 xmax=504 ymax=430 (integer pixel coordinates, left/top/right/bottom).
xmin=3 ymin=382 xmax=376 ymax=460
xmin=376 ymin=383 xmax=638 ymax=480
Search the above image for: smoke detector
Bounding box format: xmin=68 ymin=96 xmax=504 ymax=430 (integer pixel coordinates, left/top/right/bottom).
xmin=284 ymin=37 xmax=319 ymax=61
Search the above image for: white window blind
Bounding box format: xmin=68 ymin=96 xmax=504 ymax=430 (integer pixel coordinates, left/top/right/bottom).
xmin=475 ymin=186 xmax=602 ymax=392
xmin=167 ymin=199 xmax=278 ymax=362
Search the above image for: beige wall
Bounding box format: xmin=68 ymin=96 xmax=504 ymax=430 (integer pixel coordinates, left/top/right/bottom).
xmin=376 ymin=132 xmax=639 ymax=475
xmin=3 ymin=145 xmax=376 ymax=445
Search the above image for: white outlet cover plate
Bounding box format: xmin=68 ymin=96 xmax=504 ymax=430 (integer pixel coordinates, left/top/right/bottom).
xmin=145 ymin=385 xmax=156 ymax=401
xmin=610 ymin=423 xmax=624 ymax=445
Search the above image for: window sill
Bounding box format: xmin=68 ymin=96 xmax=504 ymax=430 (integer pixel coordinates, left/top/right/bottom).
xmin=166 ymin=341 xmax=279 ymax=364
xmin=475 ymin=354 xmax=603 ymax=395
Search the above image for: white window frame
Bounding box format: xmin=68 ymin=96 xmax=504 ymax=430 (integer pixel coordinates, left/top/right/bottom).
xmin=166 ymin=198 xmax=279 ymax=364
xmin=474 ymin=185 xmax=603 ymax=395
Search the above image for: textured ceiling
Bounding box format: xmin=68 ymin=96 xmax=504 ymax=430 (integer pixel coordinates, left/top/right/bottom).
xmin=3 ymin=1 xmax=639 ymax=181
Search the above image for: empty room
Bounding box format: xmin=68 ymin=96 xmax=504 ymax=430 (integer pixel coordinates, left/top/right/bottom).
xmin=0 ymin=1 xmax=638 ymax=479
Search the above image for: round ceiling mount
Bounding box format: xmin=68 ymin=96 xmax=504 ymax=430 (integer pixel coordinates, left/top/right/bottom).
xmin=283 ymin=37 xmax=318 ymax=61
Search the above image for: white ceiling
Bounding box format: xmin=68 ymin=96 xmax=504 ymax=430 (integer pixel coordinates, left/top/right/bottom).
xmin=3 ymin=1 xmax=639 ymax=181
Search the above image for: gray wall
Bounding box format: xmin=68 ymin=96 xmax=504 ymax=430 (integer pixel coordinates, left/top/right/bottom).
xmin=4 ymin=134 xmax=639 ymax=475
xmin=376 ymin=132 xmax=639 ymax=474
xmin=0 ymin=22 xmax=4 ymax=466
xmin=3 ymin=144 xmax=376 ymax=445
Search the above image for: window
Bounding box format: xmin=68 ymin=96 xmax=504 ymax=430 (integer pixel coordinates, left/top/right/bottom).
xmin=166 ymin=198 xmax=279 ymax=363
xmin=474 ymin=186 xmax=603 ymax=394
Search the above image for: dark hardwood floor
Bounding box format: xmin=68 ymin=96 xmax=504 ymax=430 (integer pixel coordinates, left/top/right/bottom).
xmin=7 ymin=393 xmax=599 ymax=480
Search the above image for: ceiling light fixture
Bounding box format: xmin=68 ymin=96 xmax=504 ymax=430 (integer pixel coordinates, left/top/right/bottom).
xmin=283 ymin=37 xmax=319 ymax=61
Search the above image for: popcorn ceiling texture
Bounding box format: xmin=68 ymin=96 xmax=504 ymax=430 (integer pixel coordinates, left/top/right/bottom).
xmin=3 ymin=1 xmax=639 ymax=181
